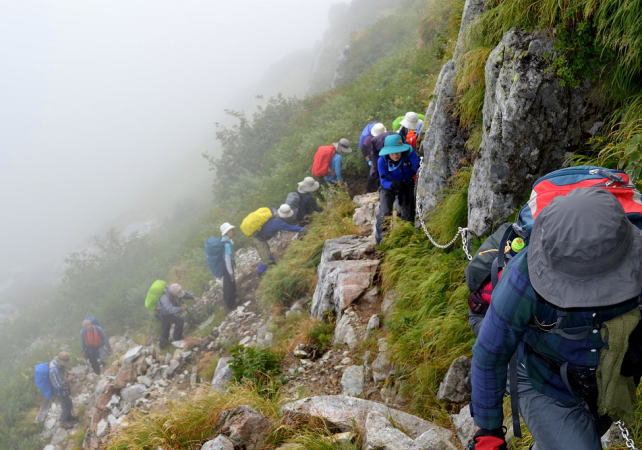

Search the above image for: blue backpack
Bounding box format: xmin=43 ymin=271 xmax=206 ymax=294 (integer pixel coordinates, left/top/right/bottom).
xmin=204 ymin=237 xmax=227 ymax=278
xmin=34 ymin=362 xmax=54 ymax=400
xmin=359 ymin=122 xmax=378 ymax=150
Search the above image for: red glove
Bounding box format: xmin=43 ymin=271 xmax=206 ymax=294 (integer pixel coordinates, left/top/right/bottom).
xmin=469 ymin=428 xmax=507 ymax=450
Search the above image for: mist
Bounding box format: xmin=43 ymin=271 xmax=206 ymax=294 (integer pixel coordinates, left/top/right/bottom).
xmin=0 ymin=0 xmax=340 ymax=295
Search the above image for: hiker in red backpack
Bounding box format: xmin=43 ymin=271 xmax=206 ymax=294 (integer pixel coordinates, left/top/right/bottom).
xmin=470 ymin=189 xmax=642 ymax=450
xmin=311 ymin=138 xmax=352 ymax=186
xmin=361 ymin=123 xmax=387 ymax=192
xmin=80 ymin=318 xmax=110 ymax=374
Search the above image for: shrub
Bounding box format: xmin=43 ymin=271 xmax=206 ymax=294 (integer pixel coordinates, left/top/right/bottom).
xmin=228 ymin=346 xmax=283 ymax=398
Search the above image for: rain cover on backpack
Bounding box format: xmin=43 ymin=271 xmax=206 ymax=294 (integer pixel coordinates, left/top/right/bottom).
xmin=311 ymin=145 xmax=336 ymax=177
xmin=240 ymin=207 xmax=273 ymax=236
xmin=34 ymin=362 xmax=53 ymax=400
xmin=204 ymin=237 xmax=226 ymax=278
xmin=144 ymin=279 xmax=167 ymax=310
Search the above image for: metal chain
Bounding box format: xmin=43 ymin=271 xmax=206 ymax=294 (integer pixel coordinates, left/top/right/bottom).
xmin=615 ymin=420 xmax=638 ymax=449
xmin=414 ymin=156 xmax=473 ymax=260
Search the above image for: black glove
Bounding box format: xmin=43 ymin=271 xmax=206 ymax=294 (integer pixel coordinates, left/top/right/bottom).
xmin=390 ymin=180 xmax=402 ymax=191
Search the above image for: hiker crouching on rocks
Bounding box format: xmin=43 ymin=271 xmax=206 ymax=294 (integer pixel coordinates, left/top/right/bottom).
xmin=80 ymin=318 xmax=110 ymax=375
xmin=469 ymin=189 xmax=642 ymax=450
xmin=325 ymin=138 xmax=352 ymax=186
xmin=375 ymin=134 xmax=419 ymax=244
xmin=220 ymin=222 xmax=236 ymax=310
xmin=156 ymin=283 xmax=196 ymax=348
xmin=286 ymin=177 xmax=322 ymax=225
xmin=252 ymin=204 xmax=304 ymax=274
xmin=49 ymin=351 xmax=77 ymax=429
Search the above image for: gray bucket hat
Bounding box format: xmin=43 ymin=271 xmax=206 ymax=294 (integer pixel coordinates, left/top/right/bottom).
xmin=528 ymin=188 xmax=642 ymax=308
xmin=334 ymin=138 xmax=352 ymax=154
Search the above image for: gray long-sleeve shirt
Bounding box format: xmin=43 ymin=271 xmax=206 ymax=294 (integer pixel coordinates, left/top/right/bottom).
xmin=156 ymin=289 xmax=195 ymax=316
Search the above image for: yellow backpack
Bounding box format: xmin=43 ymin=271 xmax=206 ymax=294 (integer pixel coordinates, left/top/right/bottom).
xmin=240 ymin=207 xmax=273 ymax=236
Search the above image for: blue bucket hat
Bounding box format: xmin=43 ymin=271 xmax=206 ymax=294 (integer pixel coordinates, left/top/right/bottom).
xmin=379 ymin=134 xmax=413 ymax=156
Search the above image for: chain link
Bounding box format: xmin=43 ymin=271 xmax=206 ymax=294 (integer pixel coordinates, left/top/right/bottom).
xmin=615 ymin=420 xmax=638 ymax=449
xmin=414 ymin=156 xmax=473 ymax=260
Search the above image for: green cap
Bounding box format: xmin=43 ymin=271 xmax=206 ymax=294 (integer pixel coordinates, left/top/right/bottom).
xmin=511 ymin=237 xmax=525 ymax=252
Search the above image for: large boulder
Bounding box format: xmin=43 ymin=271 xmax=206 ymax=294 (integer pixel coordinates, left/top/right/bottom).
xmin=468 ymin=29 xmax=586 ymax=236
xmin=437 ymin=356 xmax=471 ymax=403
xmin=282 ymin=395 xmax=435 ymax=439
xmin=215 ymin=405 xmax=273 ymax=450
xmin=311 ymin=259 xmax=379 ymax=318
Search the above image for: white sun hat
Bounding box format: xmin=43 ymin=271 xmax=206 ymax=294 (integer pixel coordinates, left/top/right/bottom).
xmin=297 ymin=176 xmax=320 ymax=193
xmin=277 ymin=204 xmax=294 ymax=219
xmin=219 ymin=222 xmax=235 ymax=237
xmin=400 ymin=112 xmax=419 ymax=130
xmin=370 ymin=122 xmax=387 ymax=136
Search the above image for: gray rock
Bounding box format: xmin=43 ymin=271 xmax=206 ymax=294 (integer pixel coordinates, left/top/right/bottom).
xmin=122 ymin=345 xmax=143 ymax=364
xmin=333 ymin=310 xmax=363 ymax=350
xmin=371 ymin=339 xmax=394 ymax=383
xmin=453 ymin=0 xmax=487 ymax=60
xmin=451 ymin=404 xmax=476 ymax=447
xmin=601 ymin=423 xmax=626 ymax=448
xmin=137 ymin=375 xmax=153 ymax=387
xmin=212 ymin=357 xmax=233 ymax=390
xmin=293 ymin=344 xmax=310 ymax=359
xmin=364 ymin=411 xmax=415 ymax=450
xmin=468 ymin=29 xmax=586 ymax=236
xmin=352 ymin=193 xmax=379 ymax=235
xmin=96 ymin=418 xmax=108 ymax=437
xmin=320 ymin=235 xmax=376 ymax=263
xmin=43 ymin=445 xmax=57 ymax=450
xmin=367 ymin=314 xmax=381 ymax=331
xmin=437 ymin=356 xmax=471 ymax=403
xmin=282 ymin=395 xmax=434 ymax=439
xmin=341 ymin=365 xmax=364 ymax=397
xmin=167 ymin=358 xmax=181 ymax=377
xmin=215 ymin=405 xmax=273 ymax=450
xmin=312 ymin=260 xmax=380 ymax=318
xmin=121 ymin=384 xmax=147 ymax=404
xmin=413 ymin=426 xmax=458 ymax=450
xmin=201 ymin=434 xmax=235 ymax=450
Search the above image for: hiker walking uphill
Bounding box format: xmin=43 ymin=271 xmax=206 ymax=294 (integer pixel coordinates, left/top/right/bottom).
xmin=204 ymin=223 xmax=237 ymax=309
xmin=375 ymin=134 xmax=419 ymax=244
xmin=395 ymin=111 xmax=423 ymax=149
xmin=80 ymin=318 xmax=110 ymax=375
xmin=240 ymin=204 xmax=304 ymax=274
xmin=48 ymin=352 xmax=77 ymax=429
xmin=155 ymin=283 xmax=196 ymax=348
xmin=310 ymin=138 xmax=352 ymax=186
xmin=469 ymin=189 xmax=642 ymax=450
xmin=286 ymin=177 xmax=322 ymax=225
xmin=359 ymin=122 xmax=387 ymax=192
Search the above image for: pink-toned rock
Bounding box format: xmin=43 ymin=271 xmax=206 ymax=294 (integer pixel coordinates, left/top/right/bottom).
xmin=215 ymin=405 xmax=273 ymax=450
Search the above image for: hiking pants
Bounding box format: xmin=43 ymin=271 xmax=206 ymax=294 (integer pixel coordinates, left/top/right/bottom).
xmin=375 ymin=184 xmax=415 ymax=243
xmin=57 ymin=394 xmax=73 ymax=423
xmin=253 ymin=236 xmax=272 ymax=266
xmin=84 ymin=347 xmax=101 ymax=375
xmin=223 ymin=270 xmax=236 ymax=310
xmin=516 ymin=365 xmax=606 ymax=450
xmin=159 ymin=314 xmax=184 ymax=347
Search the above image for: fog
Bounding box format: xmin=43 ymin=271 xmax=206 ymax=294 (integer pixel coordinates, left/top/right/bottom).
xmin=0 ymin=0 xmax=339 ymax=292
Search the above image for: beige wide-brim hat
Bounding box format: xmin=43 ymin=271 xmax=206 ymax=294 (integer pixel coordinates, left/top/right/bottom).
xmin=298 ymin=176 xmax=320 ymax=193
xmin=400 ymin=112 xmax=419 ymax=130
xmin=277 ymin=204 xmax=294 ymax=219
xmin=371 ymin=123 xmax=387 ymax=137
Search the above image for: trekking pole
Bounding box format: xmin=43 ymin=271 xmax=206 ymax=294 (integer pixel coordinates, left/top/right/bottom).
xmin=615 ymin=420 xmax=638 ymax=450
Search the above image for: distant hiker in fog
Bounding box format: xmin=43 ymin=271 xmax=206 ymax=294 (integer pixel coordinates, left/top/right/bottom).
xmin=311 ymin=138 xmax=352 ymax=186
xmin=250 ymin=204 xmax=304 ymax=274
xmin=220 ymin=223 xmax=236 ymax=310
xmin=49 ymin=351 xmax=77 ymax=428
xmin=360 ymin=122 xmax=387 ymax=192
xmin=396 ymin=111 xmax=422 ymax=150
xmin=80 ymin=318 xmax=110 ymax=375
xmin=286 ymin=177 xmax=322 ymax=225
xmin=375 ymin=134 xmax=419 ymax=244
xmin=156 ymin=283 xmax=195 ymax=348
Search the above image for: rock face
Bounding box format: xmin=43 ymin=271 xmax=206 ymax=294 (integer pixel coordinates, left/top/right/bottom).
xmin=468 ymin=29 xmax=586 ymax=236
xmin=437 ymin=356 xmax=471 ymax=403
xmin=215 ymin=405 xmax=273 ymax=450
xmin=320 ymin=235 xmax=376 ymax=263
xmin=453 ymin=0 xmax=487 ymax=59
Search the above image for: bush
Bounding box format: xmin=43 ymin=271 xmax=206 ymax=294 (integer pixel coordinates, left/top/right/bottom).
xmin=306 ymin=320 xmax=335 ymax=357
xmin=228 ymin=346 xmax=283 ymax=398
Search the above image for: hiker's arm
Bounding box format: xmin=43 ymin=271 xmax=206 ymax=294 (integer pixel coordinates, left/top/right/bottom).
xmin=471 ymin=253 xmax=534 ymax=430
xmin=275 ymin=219 xmax=303 ymax=234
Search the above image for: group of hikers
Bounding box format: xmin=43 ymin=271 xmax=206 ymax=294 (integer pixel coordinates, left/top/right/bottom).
xmin=35 ymin=105 xmax=642 ymax=450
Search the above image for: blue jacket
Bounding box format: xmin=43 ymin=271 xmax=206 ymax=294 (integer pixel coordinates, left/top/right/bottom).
xmin=377 ymin=150 xmax=419 ymax=190
xmin=256 ymin=218 xmax=303 ymax=240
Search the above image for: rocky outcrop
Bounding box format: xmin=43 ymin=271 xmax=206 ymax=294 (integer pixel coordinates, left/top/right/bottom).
xmin=437 ymin=355 xmax=471 ymax=403
xmin=341 ymin=365 xmax=365 ymax=396
xmin=453 ymin=0 xmax=487 ymax=60
xmin=211 ymin=357 xmax=233 ymax=390
xmin=214 ymin=405 xmax=273 ymax=450
xmin=352 ymin=192 xmax=379 ymax=235
xmin=468 ymin=29 xmax=586 ymax=235
xmin=201 ymin=435 xmax=235 ymax=450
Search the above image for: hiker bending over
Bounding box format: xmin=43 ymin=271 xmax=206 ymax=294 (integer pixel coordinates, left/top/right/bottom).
xmin=325 ymin=138 xmax=352 ymax=185
xmin=469 ymin=189 xmax=642 ymax=450
xmin=80 ymin=318 xmax=110 ymax=374
xmin=49 ymin=351 xmax=77 ymax=429
xmin=396 ymin=111 xmax=422 ymax=149
xmin=156 ymin=283 xmax=195 ymax=348
xmin=286 ymin=177 xmax=322 ymax=225
xmin=361 ymin=123 xmax=387 ymax=192
xmin=252 ymin=204 xmax=304 ymax=274
xmin=375 ymin=134 xmax=419 ymax=244
xmin=220 ymin=222 xmax=236 ymax=310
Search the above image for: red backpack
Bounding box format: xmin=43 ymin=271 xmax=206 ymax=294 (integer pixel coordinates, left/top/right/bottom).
xmin=85 ymin=327 xmax=102 ymax=348
xmin=311 ymin=145 xmax=336 ymax=177
xmin=406 ymin=130 xmax=418 ymax=149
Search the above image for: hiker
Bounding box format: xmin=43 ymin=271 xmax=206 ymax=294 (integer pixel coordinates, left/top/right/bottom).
xmin=220 ymin=222 xmax=236 ymax=310
xmin=252 ymin=204 xmax=304 ymax=274
xmin=48 ymin=351 xmax=77 ymax=428
xmin=361 ymin=123 xmax=387 ymax=192
xmin=396 ymin=111 xmax=422 ymax=149
xmin=469 ymin=188 xmax=642 ymax=450
xmin=286 ymin=176 xmax=322 ymax=225
xmin=371 ymin=129 xmax=396 ymax=170
xmin=375 ymin=134 xmax=419 ymax=243
xmin=80 ymin=318 xmax=110 ymax=375
xmin=325 ymin=138 xmax=352 ymax=185
xmin=156 ymin=283 xmax=196 ymax=348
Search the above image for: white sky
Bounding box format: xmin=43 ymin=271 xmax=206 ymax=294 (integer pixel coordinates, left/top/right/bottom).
xmin=0 ymin=0 xmax=338 ymax=281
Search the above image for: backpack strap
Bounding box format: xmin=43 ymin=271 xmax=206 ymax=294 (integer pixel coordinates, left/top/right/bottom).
xmin=508 ymin=354 xmax=522 ymax=438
